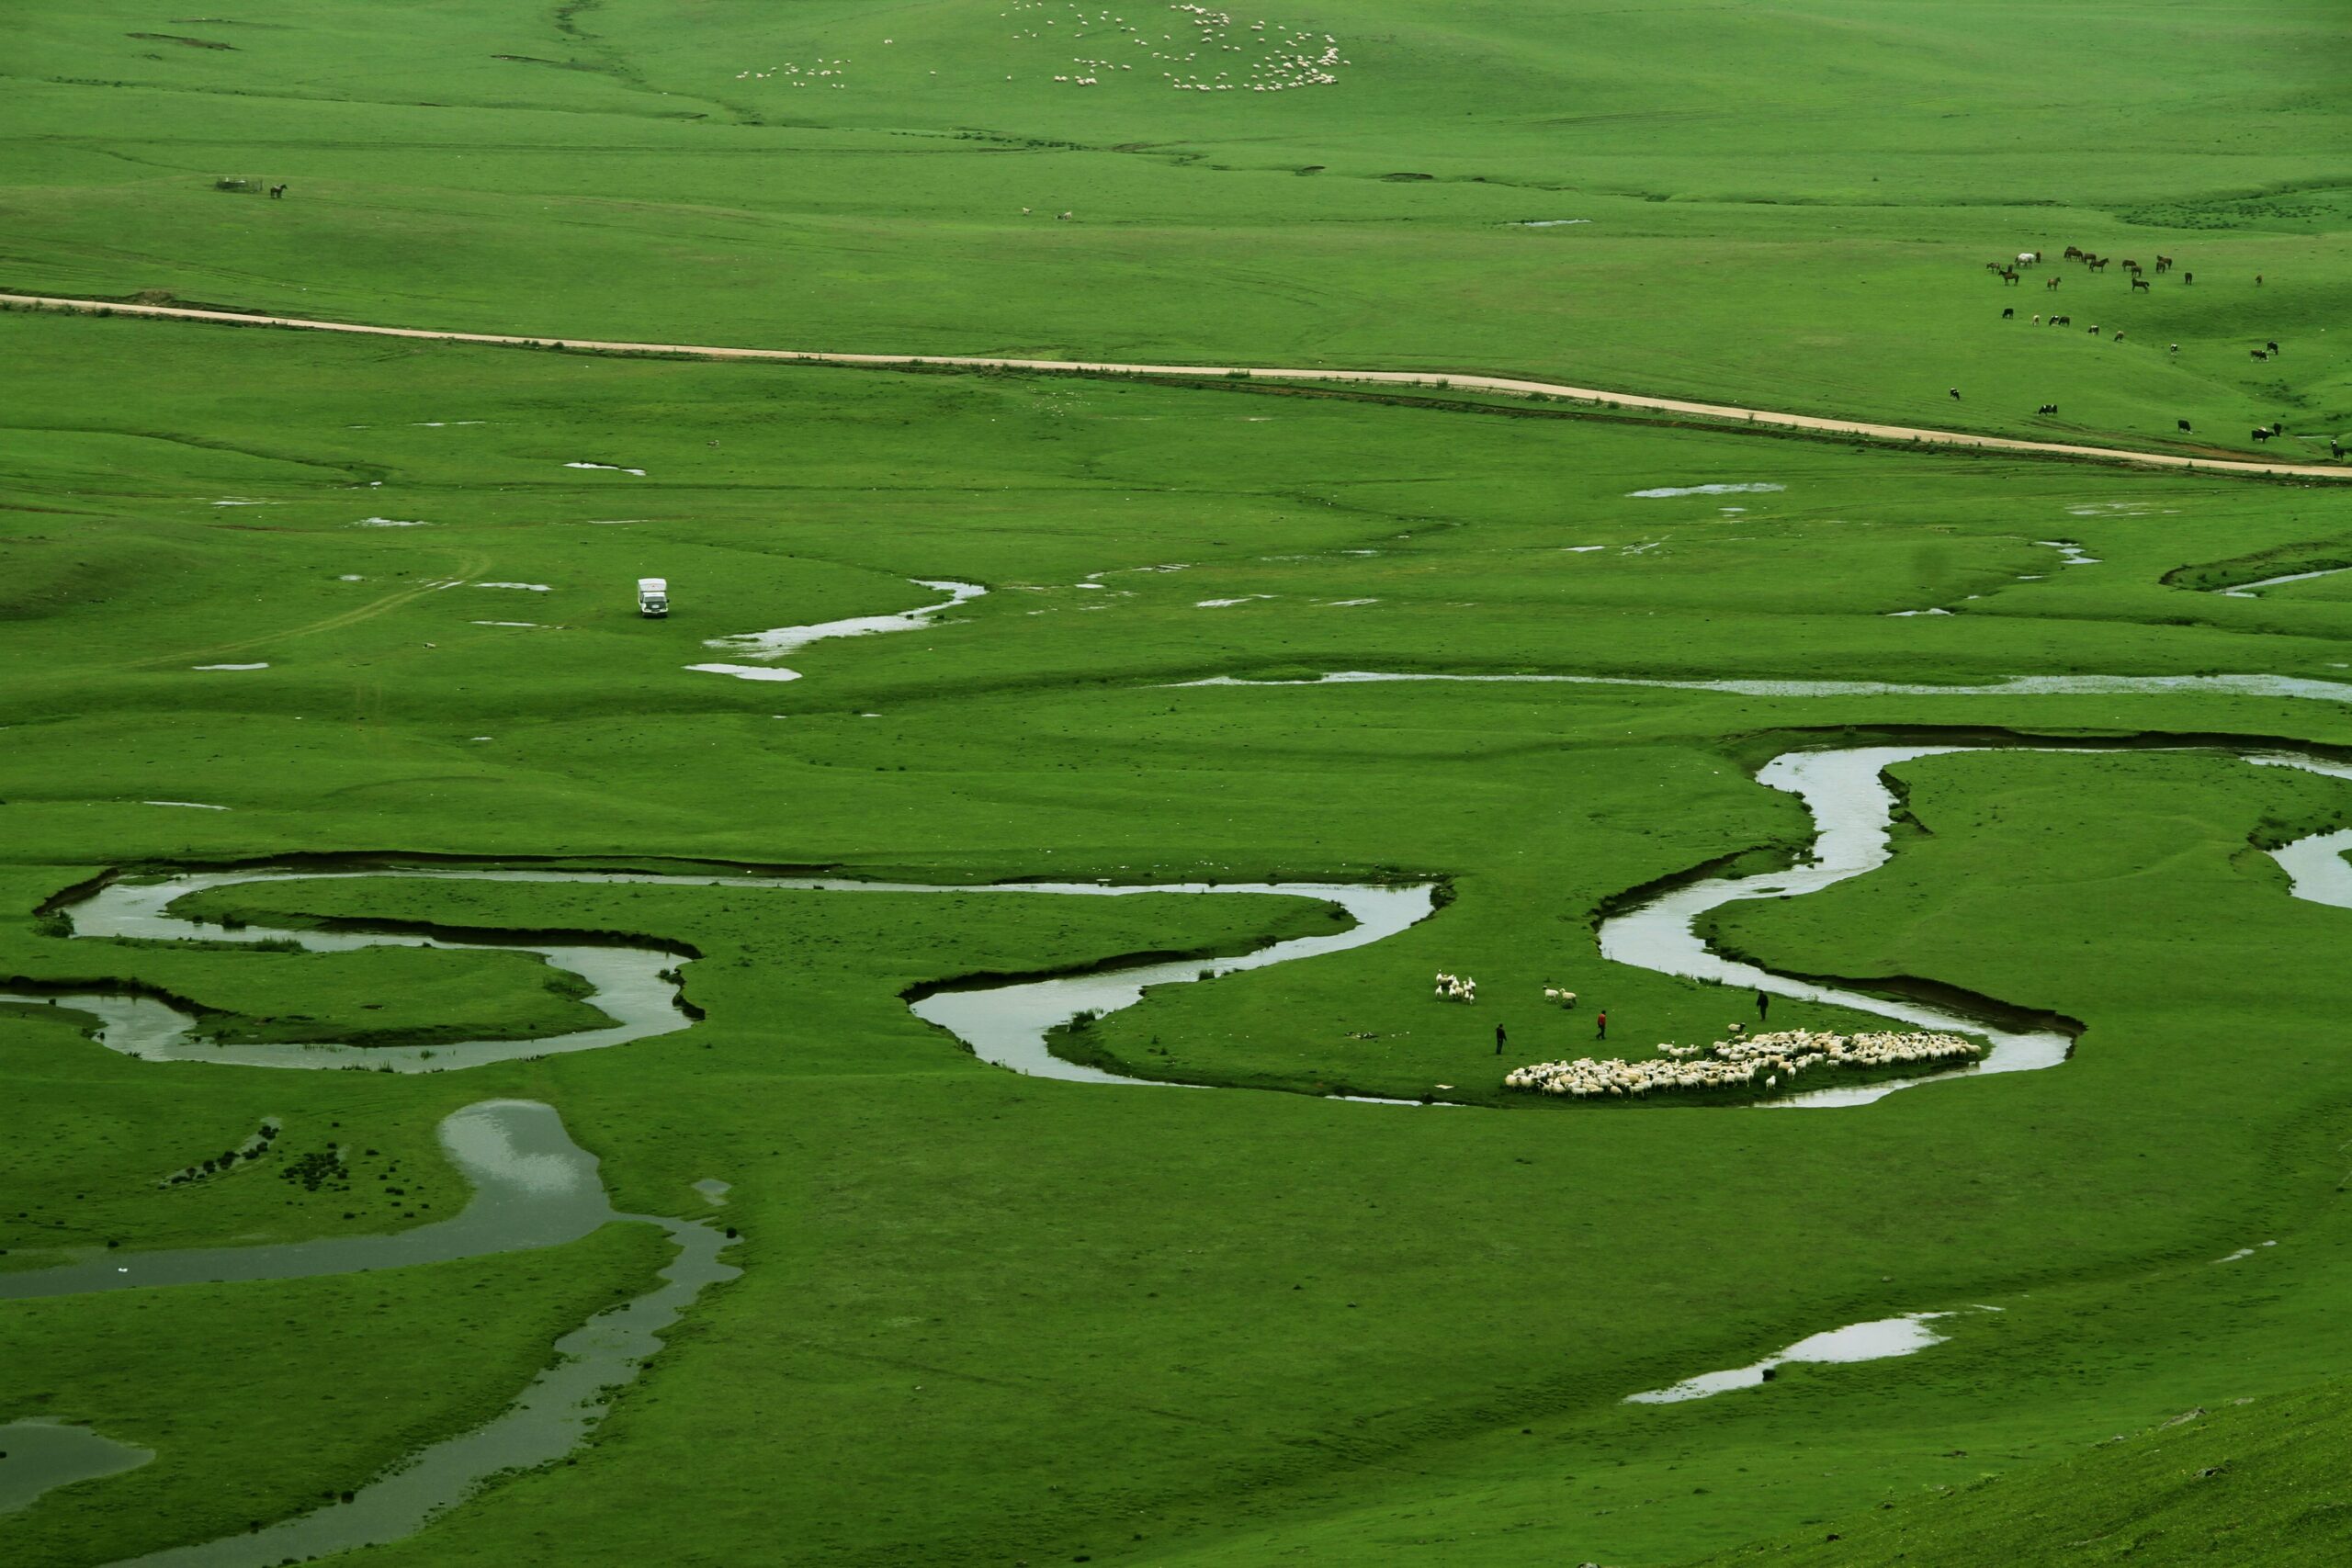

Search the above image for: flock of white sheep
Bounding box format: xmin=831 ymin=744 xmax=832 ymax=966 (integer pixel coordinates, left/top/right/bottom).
xmin=1434 ymin=970 xmax=1478 ymax=1003
xmin=1504 ymin=1029 xmax=1983 ymax=1099
xmin=1009 ymin=1 xmax=1348 ymax=92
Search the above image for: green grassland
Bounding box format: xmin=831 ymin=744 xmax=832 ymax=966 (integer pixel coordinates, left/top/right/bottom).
xmin=5 ymin=291 xmax=2352 ymax=1565
xmin=6 ymin=5 xmax=2352 ymax=1565
xmin=3 ymin=0 xmax=2347 ymax=454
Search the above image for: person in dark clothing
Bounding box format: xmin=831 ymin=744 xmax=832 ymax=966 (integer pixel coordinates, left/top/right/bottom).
xmin=1494 ymin=1023 xmax=1508 ymax=1056
xmin=1757 ymin=989 xmax=1770 ymax=1021
xmin=1594 ymin=1010 xmax=1608 ymax=1041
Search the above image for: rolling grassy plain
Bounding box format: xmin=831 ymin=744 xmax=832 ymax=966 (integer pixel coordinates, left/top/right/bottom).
xmin=3 ymin=0 xmax=2348 ymax=453
xmin=5 ymin=4 xmax=2352 ymax=1566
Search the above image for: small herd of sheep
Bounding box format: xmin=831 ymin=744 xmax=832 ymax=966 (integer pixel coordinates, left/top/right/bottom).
xmin=1504 ymin=1029 xmax=1982 ymax=1099
xmin=1434 ymin=970 xmax=1477 ymax=1003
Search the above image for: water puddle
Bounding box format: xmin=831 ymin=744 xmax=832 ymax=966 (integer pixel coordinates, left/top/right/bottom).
xmin=0 ymin=1422 xmax=152 ymax=1513
xmin=471 ymin=582 xmax=550 ymax=592
xmin=140 ymin=801 xmax=228 ymax=811
xmin=1626 ymin=1314 xmax=1952 ymax=1404
xmin=690 ymin=579 xmax=985 ymax=682
xmin=2218 ymin=566 xmax=2352 ymax=599
xmin=1628 ymin=483 xmax=1785 ymax=499
xmin=1196 ymin=595 xmax=1274 ymax=608
xmin=2217 ymin=1241 xmax=2278 ymax=1264
xmin=0 ymin=1100 xmax=738 ymax=1567
xmin=352 ymin=518 xmax=430 ymax=528
xmin=1510 ymin=219 xmax=1591 ymax=227
xmin=562 ymin=462 xmax=645 ymax=477
xmin=470 ymin=621 xmax=541 ymax=629
xmin=189 ymin=663 xmax=266 ymax=672
xmin=1886 ymin=608 xmax=1955 ymax=617
xmin=2034 ymin=540 xmax=2101 ymax=567
xmin=692 ymin=1179 xmax=732 ymax=1207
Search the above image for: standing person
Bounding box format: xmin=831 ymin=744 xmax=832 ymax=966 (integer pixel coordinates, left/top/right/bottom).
xmin=1494 ymin=1022 xmax=1508 ymax=1056
xmin=1757 ymin=988 xmax=1770 ymax=1021
xmin=1594 ymin=1010 xmax=1608 ymax=1042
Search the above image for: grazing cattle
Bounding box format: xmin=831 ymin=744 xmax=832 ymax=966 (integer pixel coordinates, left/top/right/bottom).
xmin=2002 ymin=307 xmax=2015 ymax=319
xmin=2037 ymin=403 xmax=2059 ymax=415
xmin=2183 ymin=271 xmax=2194 ymax=284
xmin=2253 ymin=428 xmax=2273 ymax=442
xmin=1949 ymin=387 xmax=1962 ymax=400
xmin=2267 ymin=340 xmax=2279 ymax=354
xmin=2273 ymin=422 xmax=2284 ymax=435
xmin=2053 ymin=314 xmax=2071 ymax=325
xmin=2253 ymin=349 xmax=2268 ymax=360
xmin=2333 ymin=438 xmax=2343 ymax=460
xmin=2088 ymin=323 xmax=2100 ymax=333
xmin=2031 ymin=314 xmax=2041 ymax=325
xmin=2132 ymin=276 xmax=2150 ymax=291
xmin=2178 ymin=420 xmax=2193 ymax=433
xmin=2114 ymin=331 xmax=2126 ymax=342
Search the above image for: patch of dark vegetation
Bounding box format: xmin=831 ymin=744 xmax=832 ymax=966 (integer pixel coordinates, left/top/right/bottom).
xmin=162 ymin=1119 xmax=278 ymax=1187
xmin=128 ymin=31 xmax=235 ymax=49
xmin=2159 ymin=538 xmax=2352 ymax=593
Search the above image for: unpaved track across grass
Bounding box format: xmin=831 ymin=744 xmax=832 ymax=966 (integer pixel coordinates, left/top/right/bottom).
xmin=7 ymin=293 xmax=2343 ymax=481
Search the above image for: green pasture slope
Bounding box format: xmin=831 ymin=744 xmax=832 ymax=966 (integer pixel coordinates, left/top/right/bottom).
xmin=3 ymin=4 xmax=2352 ymax=1567
xmin=2 ymin=0 xmax=2348 ymax=454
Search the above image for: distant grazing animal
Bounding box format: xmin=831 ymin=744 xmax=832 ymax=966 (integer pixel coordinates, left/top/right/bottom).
xmin=2256 ymin=274 xmax=2264 ymax=286
xmin=2088 ymin=257 xmax=2109 ymax=271
xmin=2131 ymin=276 xmax=2151 ymax=292
xmin=2253 ymin=349 xmax=2268 ymax=360
xmin=2154 ymin=254 xmax=2174 ymax=272
xmin=2088 ymin=323 xmax=2100 ymax=333
xmin=2267 ymin=340 xmax=2279 ymax=355
xmin=2114 ymin=331 xmax=2125 ymax=342
xmin=2272 ymin=422 xmax=2284 ymax=435
xmin=2018 ymin=252 xmax=2037 ymax=266
xmin=2052 ymin=314 xmax=2071 ymax=326
xmin=2002 ymin=307 xmax=2015 ymax=319
xmin=2000 ymin=267 xmax=2020 ymax=285
xmin=2333 ymin=438 xmax=2343 ymax=460
xmin=2170 ymin=343 xmax=2179 ymax=353
xmin=2183 ymin=271 xmax=2194 ymax=284
xmin=2031 ymin=314 xmax=2041 ymax=325
xmin=2063 ymin=245 xmax=2084 ymax=261
xmin=2178 ymin=420 xmax=2193 ymax=433
xmin=1057 ymin=209 xmax=1073 ymax=220
xmin=2122 ymin=259 xmax=2142 ymax=274
xmin=2037 ymin=403 xmax=2059 ymax=415
xmin=2253 ymin=428 xmax=2273 ymax=442
xmin=2046 ymin=275 xmax=2062 ymax=290
xmin=1949 ymin=387 xmax=1962 ymax=400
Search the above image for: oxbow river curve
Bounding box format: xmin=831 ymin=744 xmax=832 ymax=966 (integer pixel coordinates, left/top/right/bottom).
xmin=5 ymin=736 xmax=2348 ymax=1107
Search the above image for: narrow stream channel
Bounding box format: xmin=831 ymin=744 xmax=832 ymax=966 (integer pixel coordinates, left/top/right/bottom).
xmin=0 ymin=1100 xmax=738 ymax=1566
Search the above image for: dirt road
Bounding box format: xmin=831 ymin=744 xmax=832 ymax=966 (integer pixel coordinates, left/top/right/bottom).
xmin=7 ymin=292 xmax=2339 ymax=480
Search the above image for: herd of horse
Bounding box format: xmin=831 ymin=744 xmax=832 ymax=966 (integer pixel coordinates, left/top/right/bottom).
xmin=1979 ymin=247 xmax=2316 ymax=451
xmin=1986 ymin=247 xmax=2180 ymax=289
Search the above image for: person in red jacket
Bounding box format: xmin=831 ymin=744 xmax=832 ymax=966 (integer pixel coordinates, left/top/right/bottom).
xmin=1594 ymin=1010 xmax=1608 ymax=1042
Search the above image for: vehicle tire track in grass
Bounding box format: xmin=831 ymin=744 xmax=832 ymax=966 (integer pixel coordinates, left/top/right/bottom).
xmin=129 ymin=550 xmax=491 ymax=671
xmin=6 ymin=294 xmax=2345 ymax=481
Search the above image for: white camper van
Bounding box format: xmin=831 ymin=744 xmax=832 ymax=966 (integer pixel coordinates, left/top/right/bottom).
xmin=637 ymin=577 xmax=669 ymax=618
